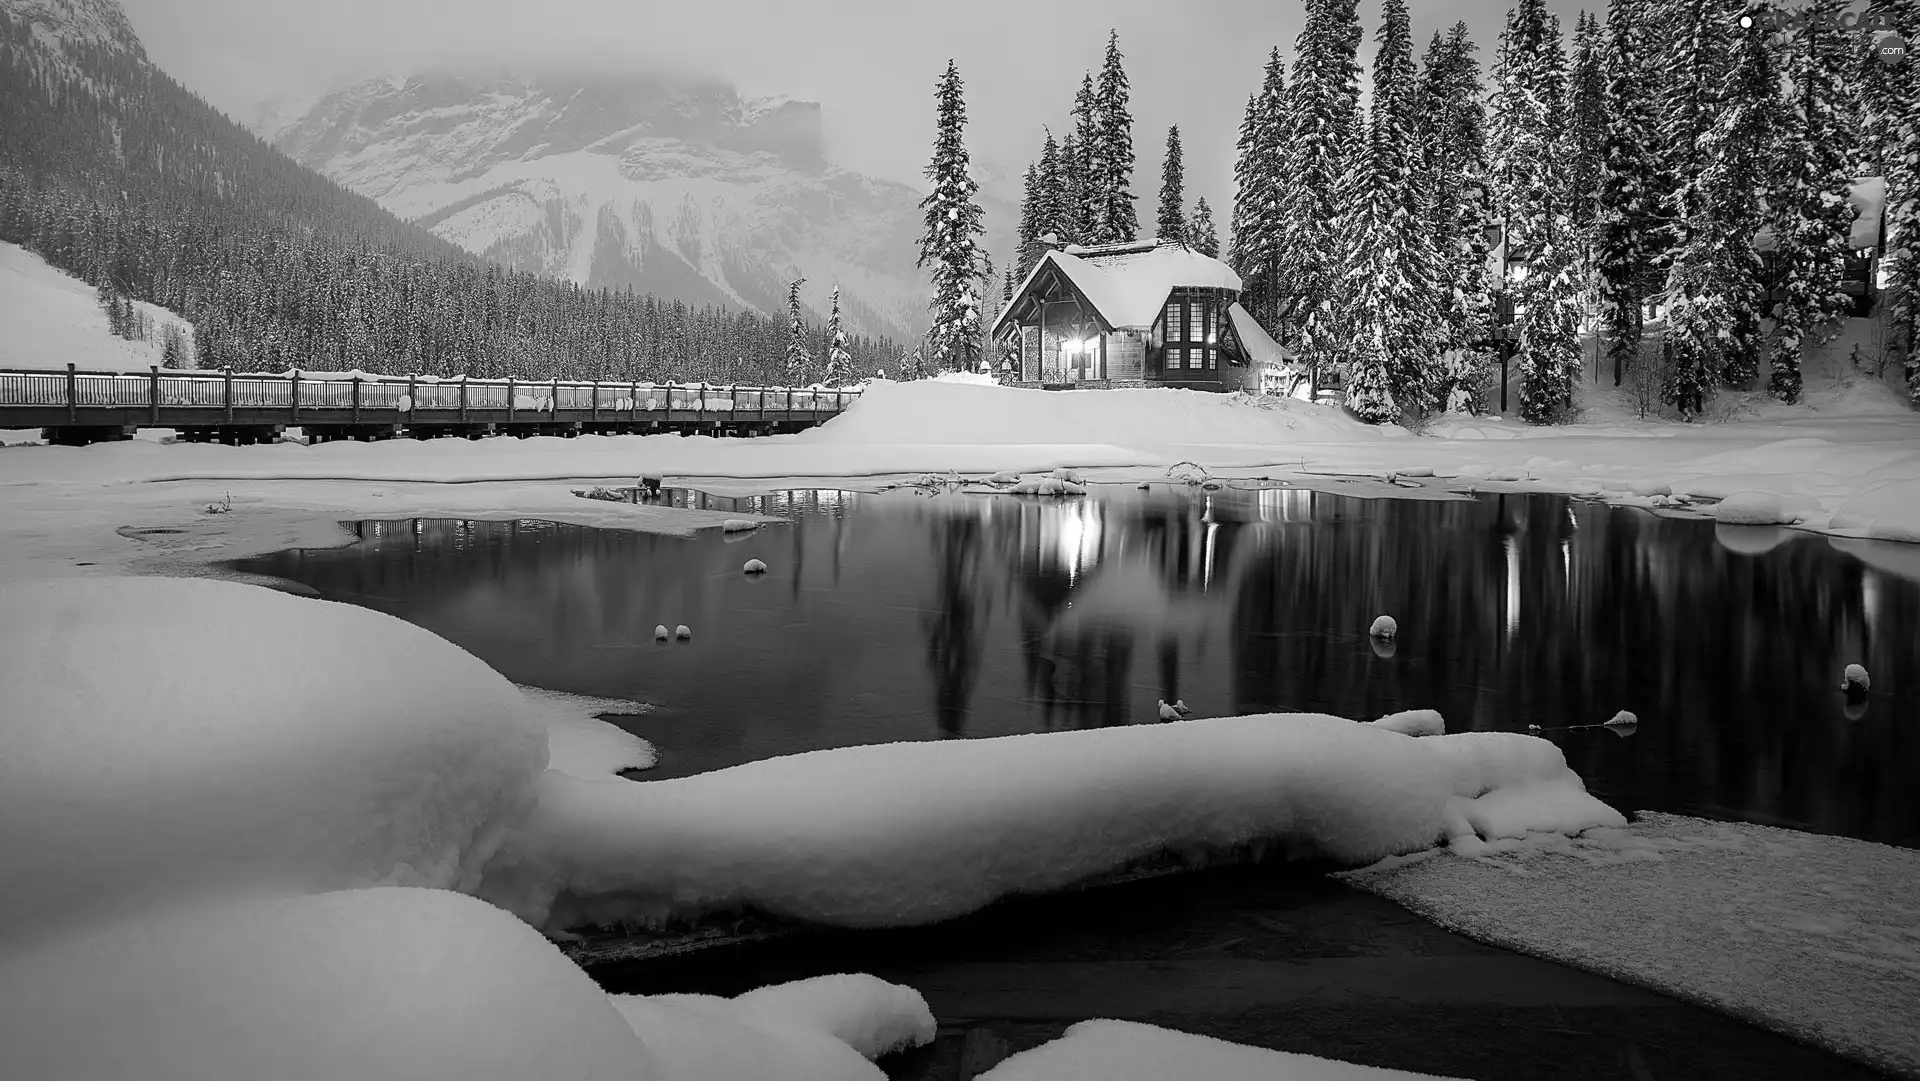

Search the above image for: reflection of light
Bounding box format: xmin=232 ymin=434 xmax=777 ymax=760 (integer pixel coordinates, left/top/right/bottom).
xmin=1504 ymin=534 xmax=1520 ymax=642
xmin=1562 ymin=538 xmax=1570 ymax=585
xmin=1055 ymin=502 xmax=1102 ymax=585
xmin=1258 ymin=486 xmax=1313 ymax=523
xmin=1864 ymin=570 xmax=1881 ymax=638
xmin=1203 ymin=519 xmax=1219 ymax=592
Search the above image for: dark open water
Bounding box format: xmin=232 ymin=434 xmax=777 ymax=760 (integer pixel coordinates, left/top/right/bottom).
xmin=236 ymin=485 xmax=1920 ymax=848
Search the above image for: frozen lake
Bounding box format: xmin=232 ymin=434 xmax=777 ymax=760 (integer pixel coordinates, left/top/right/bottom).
xmin=237 ymin=484 xmax=1920 ymax=848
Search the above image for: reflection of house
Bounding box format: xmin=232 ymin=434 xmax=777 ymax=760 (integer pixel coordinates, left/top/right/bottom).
xmin=991 ymin=237 xmax=1298 ymax=393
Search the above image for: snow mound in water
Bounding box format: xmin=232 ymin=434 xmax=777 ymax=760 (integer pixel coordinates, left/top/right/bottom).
xmin=0 ymin=887 xmax=659 ymax=1081
xmin=1371 ymin=710 xmax=1444 ymax=737
xmin=1713 ymin=491 xmax=1792 ymax=526
xmin=612 ymin=975 xmax=935 ymax=1081
xmin=0 ymin=577 xmax=548 ymax=942
xmin=477 ymin=712 xmax=1624 ymax=933
xmin=805 ymin=379 xmax=1375 ymax=447
xmin=976 ymin=1019 xmax=1459 ymax=1080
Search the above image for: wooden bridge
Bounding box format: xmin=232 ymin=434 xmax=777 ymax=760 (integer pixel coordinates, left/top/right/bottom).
xmin=0 ymin=366 xmax=863 ymax=446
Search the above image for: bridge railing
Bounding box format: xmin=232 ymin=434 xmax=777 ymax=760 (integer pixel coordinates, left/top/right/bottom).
xmin=0 ymin=366 xmax=866 ymax=421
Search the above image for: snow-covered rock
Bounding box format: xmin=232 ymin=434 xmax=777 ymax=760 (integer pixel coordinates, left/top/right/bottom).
xmin=1369 ymin=615 xmax=1398 ymax=639
xmin=674 ymin=624 xmax=692 ymax=640
xmin=475 ymin=713 xmax=1625 ymax=933
xmin=1713 ymin=491 xmax=1791 ymax=526
xmin=722 ymin=519 xmax=760 ymax=533
xmin=0 ymin=577 xmax=546 ymax=943
xmin=1603 ymin=710 xmax=1639 ymax=729
xmin=977 ymin=1019 xmax=1456 ymax=1081
xmin=1370 ymin=710 xmax=1444 ymax=737
xmin=1842 ymin=664 xmax=1871 ymax=694
xmin=654 ymin=624 xmax=671 ymax=641
xmin=744 ymin=558 xmax=768 ymax=575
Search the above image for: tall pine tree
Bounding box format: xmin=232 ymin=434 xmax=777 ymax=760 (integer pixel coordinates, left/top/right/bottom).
xmin=1157 ymin=125 xmax=1186 ymax=243
xmin=1769 ymin=0 xmax=1860 ymax=404
xmin=784 ymin=278 xmax=810 ymax=384
xmin=1189 ymin=198 xmax=1219 ymax=258
xmin=1231 ymin=49 xmax=1291 ymax=325
xmin=823 ymin=285 xmax=851 ymax=386
xmin=916 ymin=61 xmax=988 ymax=373
xmin=1596 ymin=0 xmax=1663 ymax=387
xmin=1093 ymin=31 xmax=1139 ymax=243
xmin=1857 ymin=0 xmax=1920 ymax=399
xmin=1417 ymin=23 xmax=1496 ymax=412
xmin=1278 ymin=0 xmax=1363 ymax=373
xmin=1337 ymin=0 xmax=1442 ymax=421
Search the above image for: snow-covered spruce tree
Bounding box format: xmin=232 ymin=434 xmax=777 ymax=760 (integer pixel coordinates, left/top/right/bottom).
xmin=1596 ymin=0 xmax=1663 ymax=387
xmin=784 ymin=278 xmax=810 ymax=385
xmin=1670 ymin=8 xmax=1784 ymax=393
xmin=1231 ymin=49 xmax=1290 ymax=325
xmin=823 ymin=285 xmax=851 ymax=387
xmin=1415 ymin=22 xmax=1496 ymax=411
xmin=1517 ymin=241 xmax=1587 ymax=422
xmin=1189 ymin=198 xmax=1220 ymax=258
xmin=1856 ymin=0 xmax=1920 ymax=400
xmin=1070 ymin=72 xmax=1101 ymax=242
xmin=1337 ymin=0 xmax=1443 ymax=422
xmin=1491 ymin=0 xmax=1578 ymax=420
xmin=1279 ymin=0 xmax=1364 ymax=371
xmin=1058 ymin=131 xmax=1088 ymax=245
xmin=916 ymin=61 xmax=989 ymax=374
xmin=1037 ymin=129 xmax=1067 ymax=245
xmin=1658 ymin=0 xmax=1743 ymax=257
xmin=1769 ymin=0 xmax=1860 ymax=404
xmin=1004 ymin=267 xmax=1016 ymax=303
xmin=1093 ymin=31 xmax=1140 ymax=243
xmin=1567 ymin=11 xmax=1609 ymax=232
xmin=1016 ymin=159 xmax=1043 ymax=278
xmin=1157 ymin=125 xmax=1186 ymax=244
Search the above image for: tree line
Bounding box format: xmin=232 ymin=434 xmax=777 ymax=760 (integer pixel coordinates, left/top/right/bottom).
xmin=915 ymin=2 xmax=1919 ymax=419
xmin=0 ymin=12 xmax=900 ymax=385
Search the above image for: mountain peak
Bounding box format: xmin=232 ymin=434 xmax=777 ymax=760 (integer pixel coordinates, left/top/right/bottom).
xmin=0 ymin=0 xmax=144 ymax=58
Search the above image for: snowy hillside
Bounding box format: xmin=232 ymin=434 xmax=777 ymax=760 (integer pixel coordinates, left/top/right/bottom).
xmin=0 ymin=242 xmax=195 ymax=372
xmin=268 ymin=72 xmax=1016 ymax=341
xmin=2 ymin=0 xmax=142 ymax=57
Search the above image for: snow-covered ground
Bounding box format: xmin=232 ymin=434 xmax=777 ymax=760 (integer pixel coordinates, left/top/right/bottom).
xmin=0 ymin=241 xmax=195 ymax=374
xmin=1341 ymin=813 xmax=1920 ymax=1077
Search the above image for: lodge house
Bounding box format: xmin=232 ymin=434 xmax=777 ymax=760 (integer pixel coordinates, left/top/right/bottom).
xmin=992 ymin=237 xmax=1299 ymax=394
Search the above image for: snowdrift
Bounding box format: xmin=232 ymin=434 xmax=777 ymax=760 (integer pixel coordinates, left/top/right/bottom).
xmin=0 ymin=887 xmax=935 ymax=1081
xmin=0 ymin=576 xmax=548 ymax=942
xmin=477 ymin=713 xmax=1624 ymax=933
xmin=0 ymin=241 xmax=195 ymax=373
xmin=801 ymin=379 xmax=1377 ymax=447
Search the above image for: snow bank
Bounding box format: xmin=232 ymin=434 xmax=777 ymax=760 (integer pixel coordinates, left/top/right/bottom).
xmin=476 ymin=713 xmax=1623 ymax=933
xmin=520 ymin=685 xmax=657 ymax=780
xmin=803 ymin=379 xmax=1376 ymax=448
xmin=611 ymin=975 xmax=935 ymax=1081
xmin=0 ymin=577 xmax=548 ymax=942
xmin=977 ymin=1020 xmax=1457 ymax=1081
xmin=1369 ymin=710 xmax=1444 ymax=737
xmin=0 ymin=887 xmax=658 ymax=1081
xmin=1343 ymin=813 xmax=1920 ymax=1077
xmin=0 ymin=242 xmax=196 ymax=373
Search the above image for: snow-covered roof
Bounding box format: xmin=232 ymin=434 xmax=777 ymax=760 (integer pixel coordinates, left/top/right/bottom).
xmin=993 ymin=241 xmax=1243 ymax=337
xmin=1754 ymin=177 xmax=1886 ymax=252
xmin=1227 ymin=303 xmax=1295 ymax=368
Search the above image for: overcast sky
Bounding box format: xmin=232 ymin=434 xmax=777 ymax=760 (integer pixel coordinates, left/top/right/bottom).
xmin=124 ymin=0 xmax=1595 ymax=221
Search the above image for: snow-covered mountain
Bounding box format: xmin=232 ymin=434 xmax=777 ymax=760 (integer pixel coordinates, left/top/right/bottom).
xmin=3 ymin=0 xmax=142 ymax=56
xmin=268 ymin=72 xmax=1012 ymax=341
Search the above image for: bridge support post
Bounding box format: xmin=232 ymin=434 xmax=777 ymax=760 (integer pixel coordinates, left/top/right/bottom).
xmin=351 ymin=376 xmax=361 ymax=425
xmin=66 ymin=363 xmax=76 ymax=424
xmin=224 ymin=367 xmax=233 ymax=423
xmin=507 ymin=377 xmax=516 ymax=424
xmin=459 ymin=378 xmax=468 ymax=424
xmin=290 ymin=371 xmax=301 ymax=428
xmin=150 ymin=366 xmax=160 ymax=426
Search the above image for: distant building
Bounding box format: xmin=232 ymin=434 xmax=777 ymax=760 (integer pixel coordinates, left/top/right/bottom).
xmin=1755 ymin=177 xmax=1887 ymax=318
xmin=991 ymin=238 xmax=1301 ymax=394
